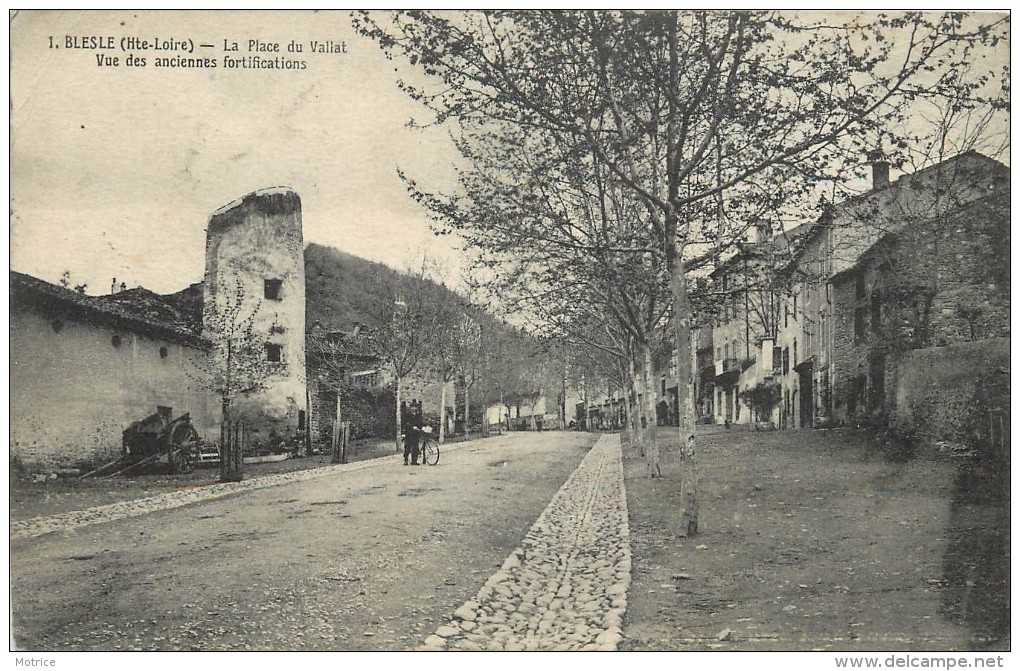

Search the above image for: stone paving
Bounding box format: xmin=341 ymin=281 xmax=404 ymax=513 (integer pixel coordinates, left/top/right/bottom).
xmin=421 ymin=433 xmax=631 ymax=651
xmin=10 ymin=448 xmax=464 ymax=541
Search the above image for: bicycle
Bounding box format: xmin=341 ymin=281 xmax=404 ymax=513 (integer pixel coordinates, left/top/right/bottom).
xmin=418 ymin=425 xmax=440 ymax=465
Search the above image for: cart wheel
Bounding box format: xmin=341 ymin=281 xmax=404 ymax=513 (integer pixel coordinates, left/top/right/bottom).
xmin=167 ymin=422 xmax=199 ymax=474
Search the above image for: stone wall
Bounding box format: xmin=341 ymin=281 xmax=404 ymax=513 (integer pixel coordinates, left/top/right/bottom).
xmin=889 ymin=338 xmax=1009 ymax=447
xmin=308 ymin=377 xmax=397 ymax=445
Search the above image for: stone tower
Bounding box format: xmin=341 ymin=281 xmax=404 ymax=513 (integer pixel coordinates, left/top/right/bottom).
xmin=203 ymin=187 xmax=306 ymax=447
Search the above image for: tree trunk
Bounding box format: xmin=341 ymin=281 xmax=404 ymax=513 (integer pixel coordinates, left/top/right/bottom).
xmin=560 ymin=368 xmax=567 ymax=430
xmin=219 ymin=398 xmax=243 ymax=482
xmin=465 ymin=384 xmax=471 ymax=440
xmin=643 ymin=343 xmax=661 ymax=478
xmin=669 ymin=250 xmax=700 ymax=537
xmin=621 ymin=381 xmax=633 ymax=442
xmin=628 ymin=352 xmax=645 ymax=456
xmin=439 ymin=380 xmax=448 ymax=444
xmin=304 ymin=387 xmax=313 ymax=457
xmin=342 ymin=421 xmax=351 ymax=464
xmin=498 ymin=390 xmax=505 ymax=434
xmin=331 ymin=393 xmax=343 ymax=464
xmin=394 ymin=376 xmax=402 ymax=452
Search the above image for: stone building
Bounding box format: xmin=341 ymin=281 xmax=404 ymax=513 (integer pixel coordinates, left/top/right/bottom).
xmin=10 ymin=272 xmax=220 ymax=472
xmin=203 ymin=188 xmax=308 ymax=447
xmin=306 ymin=323 xmax=388 ymax=443
xmin=705 ymin=223 xmax=812 ymax=427
xmin=829 ymin=188 xmax=1010 ymax=424
xmin=775 ymin=151 xmax=1009 ymax=428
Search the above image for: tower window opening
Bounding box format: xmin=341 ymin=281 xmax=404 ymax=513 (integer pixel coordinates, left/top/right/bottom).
xmin=264 ymin=279 xmax=283 ymax=300
xmin=266 ymin=343 xmax=283 ymax=362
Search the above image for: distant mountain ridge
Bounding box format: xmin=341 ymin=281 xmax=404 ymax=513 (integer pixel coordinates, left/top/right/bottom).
xmin=304 ymin=242 xmax=469 ymax=333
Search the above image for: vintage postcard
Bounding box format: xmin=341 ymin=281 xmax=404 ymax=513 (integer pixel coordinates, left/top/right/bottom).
xmin=9 ymin=9 xmax=1010 ymax=666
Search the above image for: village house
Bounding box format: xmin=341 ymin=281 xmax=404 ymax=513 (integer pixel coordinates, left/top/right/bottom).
xmin=642 ymin=151 xmax=1009 ymax=432
xmin=828 ymin=187 xmax=1010 ymax=425
xmin=10 ymin=272 xmax=221 ymax=473
xmin=306 ymin=322 xmax=397 ymax=443
xmin=693 ymin=324 xmax=715 ymax=421
xmin=774 ymin=151 xmax=1009 ymax=428
xmin=702 ymin=222 xmax=813 ymax=427
xmin=488 ymin=393 xmax=566 ymax=431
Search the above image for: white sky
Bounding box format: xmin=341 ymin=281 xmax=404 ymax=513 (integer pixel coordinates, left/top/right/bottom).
xmin=10 ymin=10 xmax=465 ymax=294
xmin=9 ymin=10 xmax=1009 ymax=297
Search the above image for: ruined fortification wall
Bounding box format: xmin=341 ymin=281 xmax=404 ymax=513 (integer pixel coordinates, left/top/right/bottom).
xmin=203 ymin=188 xmax=307 ymax=449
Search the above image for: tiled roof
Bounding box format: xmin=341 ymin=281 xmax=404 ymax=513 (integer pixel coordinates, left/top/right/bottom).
xmin=783 ymin=151 xmax=1010 ymax=268
xmin=10 ymin=271 xmax=211 ymax=349
xmin=307 ymin=327 xmax=380 ymax=362
xmin=829 ymin=188 xmax=1011 ymax=284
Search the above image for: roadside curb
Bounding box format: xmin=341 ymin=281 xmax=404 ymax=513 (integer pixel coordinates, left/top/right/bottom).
xmin=11 ymin=438 xmax=478 ymax=541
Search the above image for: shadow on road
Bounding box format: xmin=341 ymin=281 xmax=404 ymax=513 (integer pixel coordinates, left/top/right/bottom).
xmin=939 ymin=444 xmax=1010 ymax=649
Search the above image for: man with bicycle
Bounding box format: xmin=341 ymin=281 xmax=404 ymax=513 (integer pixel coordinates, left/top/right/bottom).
xmin=403 ymin=399 xmax=422 ymax=466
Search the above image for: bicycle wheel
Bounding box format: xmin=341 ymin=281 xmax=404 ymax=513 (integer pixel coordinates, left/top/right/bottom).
xmin=422 ymin=438 xmax=440 ymax=465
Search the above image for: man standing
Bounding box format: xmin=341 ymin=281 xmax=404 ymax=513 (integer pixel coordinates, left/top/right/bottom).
xmin=403 ymin=400 xmax=422 ymax=465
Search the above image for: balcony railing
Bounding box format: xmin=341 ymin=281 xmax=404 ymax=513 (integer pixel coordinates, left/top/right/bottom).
xmin=714 ymin=357 xmax=740 ymax=376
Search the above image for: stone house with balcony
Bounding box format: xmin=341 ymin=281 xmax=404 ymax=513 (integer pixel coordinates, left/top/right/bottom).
xmin=705 ymin=223 xmax=812 ymax=426
xmin=694 ymin=325 xmax=715 ymax=420
xmin=708 ymin=247 xmax=766 ymax=425
xmin=775 ymin=151 xmax=1009 ymax=429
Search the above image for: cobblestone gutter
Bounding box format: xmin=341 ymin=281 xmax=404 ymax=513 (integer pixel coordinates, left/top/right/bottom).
xmin=422 ymin=433 xmax=631 ymax=651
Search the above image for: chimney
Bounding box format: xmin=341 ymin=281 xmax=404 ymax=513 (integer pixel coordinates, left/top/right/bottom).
xmin=867 ymin=150 xmax=890 ymax=190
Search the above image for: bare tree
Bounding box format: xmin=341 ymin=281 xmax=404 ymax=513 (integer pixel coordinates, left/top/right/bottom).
xmin=355 ymin=9 xmax=1007 ymax=536
xmin=200 ymin=280 xmax=274 ymax=422
xmin=425 ymin=286 xmax=467 ymax=444
xmin=359 ymin=256 xmax=442 ymax=451
xmin=457 ymin=310 xmax=484 ymax=439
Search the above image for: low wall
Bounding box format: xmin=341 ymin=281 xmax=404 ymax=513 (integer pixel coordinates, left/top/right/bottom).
xmin=890 ymin=338 xmax=1009 ymax=449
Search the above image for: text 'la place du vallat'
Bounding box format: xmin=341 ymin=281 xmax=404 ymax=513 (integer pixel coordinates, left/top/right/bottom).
xmin=52 ymin=35 xmax=347 ymax=70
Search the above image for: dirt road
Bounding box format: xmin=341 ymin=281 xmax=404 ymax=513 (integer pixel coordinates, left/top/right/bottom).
xmin=11 ymin=431 xmax=596 ymax=651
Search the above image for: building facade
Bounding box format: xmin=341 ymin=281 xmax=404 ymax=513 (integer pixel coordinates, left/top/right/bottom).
xmin=10 ymin=272 xmax=220 ymax=473
xmin=829 ymin=188 xmax=1010 ymax=425
xmin=775 ymin=151 xmax=1009 ymax=428
xmin=11 ymin=186 xmax=313 ymax=473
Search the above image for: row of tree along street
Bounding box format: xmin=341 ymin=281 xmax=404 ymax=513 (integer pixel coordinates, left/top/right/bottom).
xmin=352 ymin=10 xmax=1008 ymax=536
xmin=305 ymin=249 xmax=570 ymax=454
